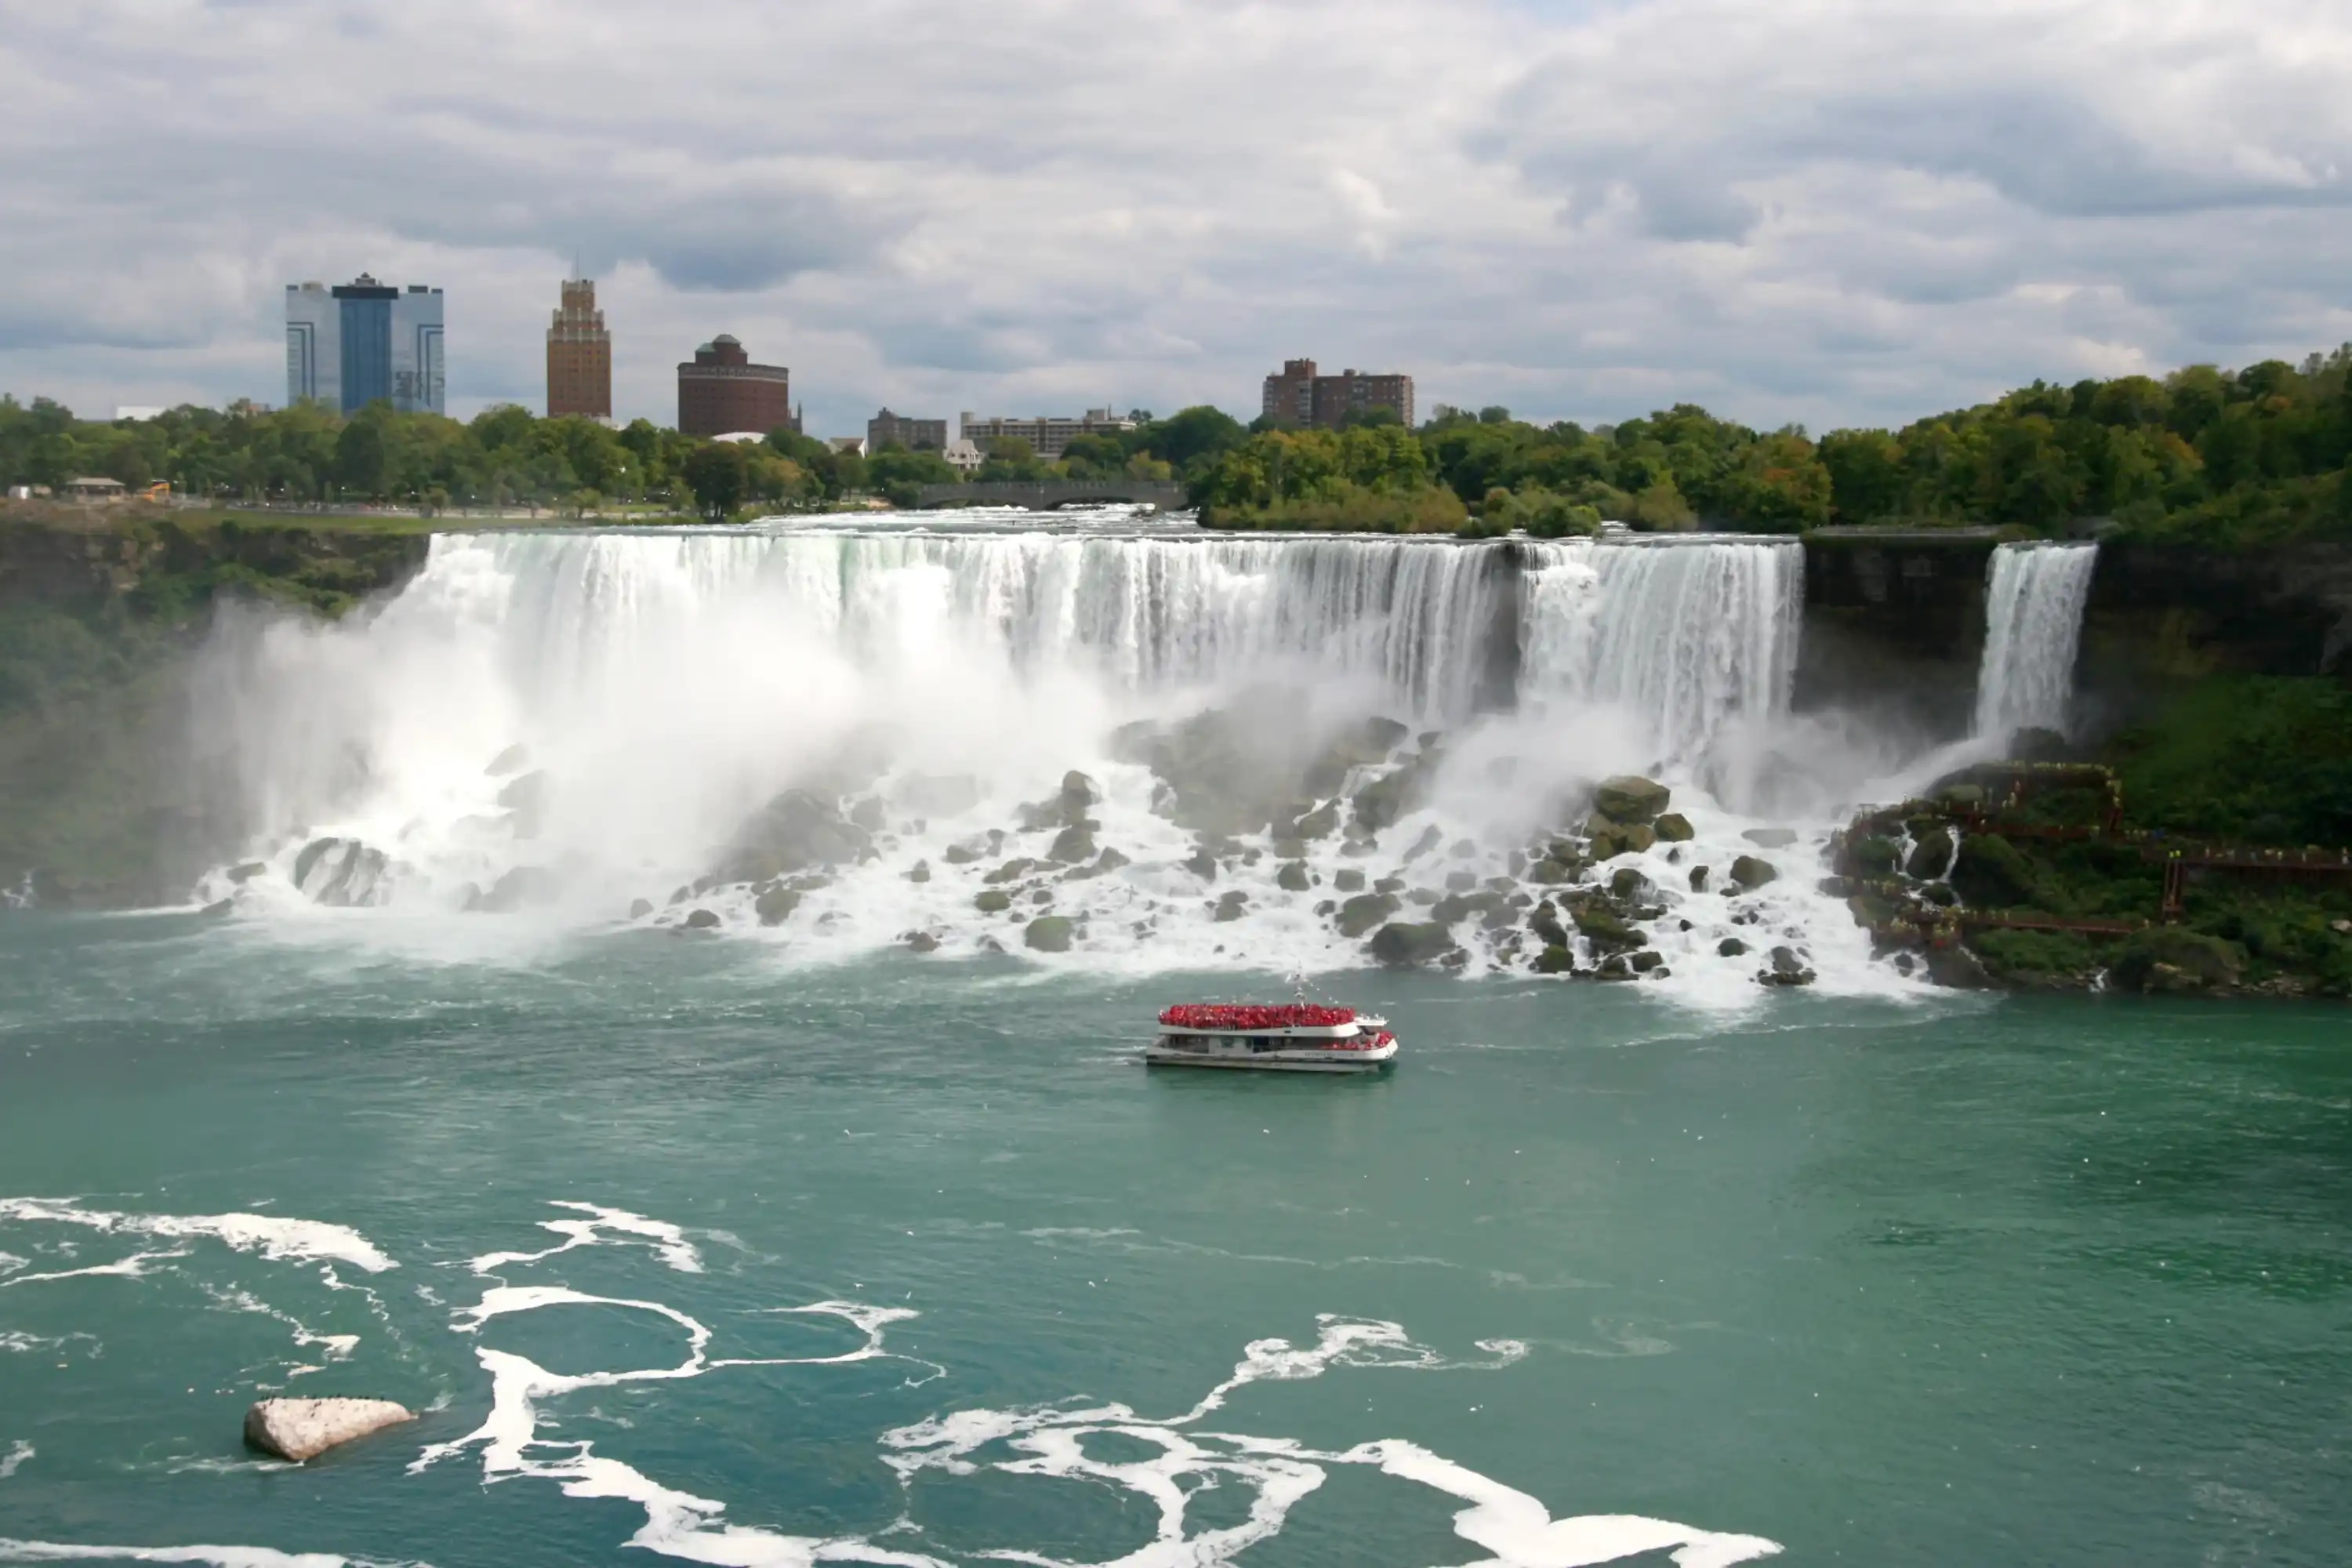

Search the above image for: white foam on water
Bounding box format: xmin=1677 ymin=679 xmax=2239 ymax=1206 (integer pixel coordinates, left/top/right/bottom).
xmin=0 ymin=1443 xmax=30 ymax=1479
xmin=0 ymin=1200 xmax=394 ymax=1276
xmin=881 ymin=1313 xmax=1777 ymax=1566
xmin=469 ymin=1203 xmax=704 ymax=1276
xmin=4 ymin=1552 xmax=432 ymax=1568
xmin=407 ymin=1207 xmax=1777 ymax=1566
xmin=0 ymin=1250 xmax=191 ymax=1289
xmin=1973 ymin=542 xmax=2099 ymax=741
xmin=416 ymin=1283 xmax=935 ymax=1568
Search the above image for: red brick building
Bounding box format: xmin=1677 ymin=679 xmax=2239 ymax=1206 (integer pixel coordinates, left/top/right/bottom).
xmin=546 ymin=278 xmax=611 ymax=420
xmin=1261 ymin=358 xmax=1416 ymax=430
xmin=677 ymin=336 xmax=794 ymax=437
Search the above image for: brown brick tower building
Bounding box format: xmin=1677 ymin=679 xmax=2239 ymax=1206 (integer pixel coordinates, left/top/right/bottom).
xmin=1261 ymin=358 xmax=1415 ymax=429
xmin=677 ymin=336 xmax=793 ymax=437
xmin=546 ymin=278 xmax=612 ymax=419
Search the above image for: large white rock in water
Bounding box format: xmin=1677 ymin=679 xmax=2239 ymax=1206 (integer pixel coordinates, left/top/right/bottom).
xmin=243 ymin=1397 xmax=415 ymax=1462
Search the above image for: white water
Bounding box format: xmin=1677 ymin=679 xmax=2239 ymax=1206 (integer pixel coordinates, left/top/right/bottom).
xmin=1973 ymin=543 xmax=2098 ymax=742
xmin=191 ymin=514 xmax=1915 ymax=1003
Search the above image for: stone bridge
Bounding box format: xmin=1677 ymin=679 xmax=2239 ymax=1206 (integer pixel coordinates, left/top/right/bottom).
xmin=912 ymin=479 xmax=1190 ymax=512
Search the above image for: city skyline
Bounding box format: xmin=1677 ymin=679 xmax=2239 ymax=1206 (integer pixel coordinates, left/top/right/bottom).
xmin=6 ymin=4 xmax=2350 ymax=437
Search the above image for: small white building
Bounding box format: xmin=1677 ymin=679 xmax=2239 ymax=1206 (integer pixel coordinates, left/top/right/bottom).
xmin=827 ymin=436 xmax=868 ymax=459
xmin=942 ymin=439 xmax=985 ymax=474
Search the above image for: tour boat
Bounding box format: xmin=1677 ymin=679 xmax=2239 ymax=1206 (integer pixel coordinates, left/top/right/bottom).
xmin=1146 ymin=1003 xmax=1399 ymax=1074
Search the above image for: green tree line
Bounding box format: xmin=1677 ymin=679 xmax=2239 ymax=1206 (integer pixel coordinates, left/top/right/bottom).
xmin=9 ymin=347 xmax=2351 ymax=540
xmin=0 ymin=397 xmax=1260 ymax=520
xmin=1193 ymin=347 xmax=2352 ymax=542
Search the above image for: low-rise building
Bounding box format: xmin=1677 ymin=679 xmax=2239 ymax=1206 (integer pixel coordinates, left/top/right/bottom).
xmin=868 ymin=408 xmax=946 ymax=452
xmin=1261 ymin=359 xmax=1415 ymax=429
xmin=959 ymin=408 xmax=1136 ymax=462
xmin=941 ymin=440 xmax=985 ymax=475
xmin=64 ymin=477 xmax=129 ymax=503
xmin=827 ymin=437 xmax=868 ymax=459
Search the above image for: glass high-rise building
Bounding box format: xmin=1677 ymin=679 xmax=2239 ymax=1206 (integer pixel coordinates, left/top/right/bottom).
xmin=285 ymin=274 xmax=445 ymax=415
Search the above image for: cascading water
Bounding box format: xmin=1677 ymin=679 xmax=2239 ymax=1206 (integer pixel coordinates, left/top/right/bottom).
xmin=1973 ymin=542 xmax=2099 ymax=742
xmin=191 ymin=514 xmax=1910 ymax=1003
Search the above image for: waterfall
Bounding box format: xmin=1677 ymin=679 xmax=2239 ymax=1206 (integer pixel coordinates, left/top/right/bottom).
xmin=1973 ymin=543 xmax=2098 ymax=742
xmin=192 ymin=517 xmax=1896 ymax=1000
xmin=1517 ymin=536 xmax=1805 ymax=782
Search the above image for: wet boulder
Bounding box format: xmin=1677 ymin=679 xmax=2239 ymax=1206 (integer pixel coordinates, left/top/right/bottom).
xmin=1276 ymin=861 xmax=1312 ymax=892
xmin=1023 ymin=915 xmax=1076 ymax=953
xmin=1594 ymin=775 xmax=1671 ymax=825
xmin=1717 ymin=936 xmax=1750 ymax=958
xmin=292 ymin=839 xmax=392 ymax=907
xmin=1533 ymin=944 xmax=1576 ymax=975
xmin=1214 ymin=891 xmax=1250 ymax=923
xmin=1730 ymin=855 xmax=1780 ymax=890
xmin=2111 ymin=929 xmax=2245 ymax=994
xmin=1652 ymin=813 xmax=1695 ymax=844
xmin=1571 ymin=904 xmax=1642 ymax=951
xmin=1332 ymin=868 xmax=1367 ymax=894
xmin=684 ymin=908 xmax=721 ymax=931
xmin=1903 ymin=822 xmax=1957 ymax=881
xmin=245 ymin=1398 xmax=415 ymax=1464
xmin=1530 ymin=901 xmax=1569 ymax=949
xmin=753 ymin=887 xmax=802 ymax=926
xmin=1925 ymin=942 xmax=1993 ymax=989
xmin=717 ymin=790 xmax=871 ymax=884
xmin=1019 ymin=771 xmax=1102 ymax=832
xmin=1335 ymin=892 xmax=1403 ymax=938
xmin=975 ymin=889 xmax=1013 ymax=913
xmin=1759 ymin=946 xmax=1817 ymax=986
xmin=1287 ymin=800 xmax=1341 ymax=841
xmin=1369 ymin=920 xmax=1457 ymax=968
xmin=1588 ymin=820 xmax=1657 ymax=860
xmin=1305 ymin=715 xmax=1412 ymax=795
xmin=1047 ymin=824 xmax=1098 ymax=865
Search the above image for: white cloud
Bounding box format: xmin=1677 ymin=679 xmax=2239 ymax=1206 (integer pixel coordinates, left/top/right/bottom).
xmin=0 ymin=0 xmax=2347 ymax=434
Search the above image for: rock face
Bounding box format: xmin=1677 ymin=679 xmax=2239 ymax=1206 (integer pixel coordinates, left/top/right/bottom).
xmin=243 ymin=1398 xmax=415 ymax=1463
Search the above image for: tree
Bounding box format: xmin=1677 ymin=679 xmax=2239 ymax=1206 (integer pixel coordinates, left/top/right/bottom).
xmin=682 ymin=441 xmax=749 ymax=521
xmin=1139 ymin=405 xmax=1245 ymax=473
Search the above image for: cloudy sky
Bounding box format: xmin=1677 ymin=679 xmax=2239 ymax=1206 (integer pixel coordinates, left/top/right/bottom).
xmin=3 ymin=0 xmax=2348 ymax=437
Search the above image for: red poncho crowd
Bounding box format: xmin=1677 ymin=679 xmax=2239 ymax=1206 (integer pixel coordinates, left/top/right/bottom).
xmin=1157 ymin=1004 xmax=1356 ymax=1030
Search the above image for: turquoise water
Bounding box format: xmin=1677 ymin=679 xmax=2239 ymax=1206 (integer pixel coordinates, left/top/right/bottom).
xmin=2 ymin=915 xmax=2348 ymax=1565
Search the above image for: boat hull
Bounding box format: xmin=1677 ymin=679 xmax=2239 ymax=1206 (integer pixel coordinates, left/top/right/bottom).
xmin=1143 ymin=1045 xmax=1397 ymax=1074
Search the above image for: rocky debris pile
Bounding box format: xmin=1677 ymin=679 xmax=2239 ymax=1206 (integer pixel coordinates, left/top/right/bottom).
xmin=292 ymin=838 xmax=392 ymax=907
xmin=244 ymin=1398 xmax=415 ymax=1463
